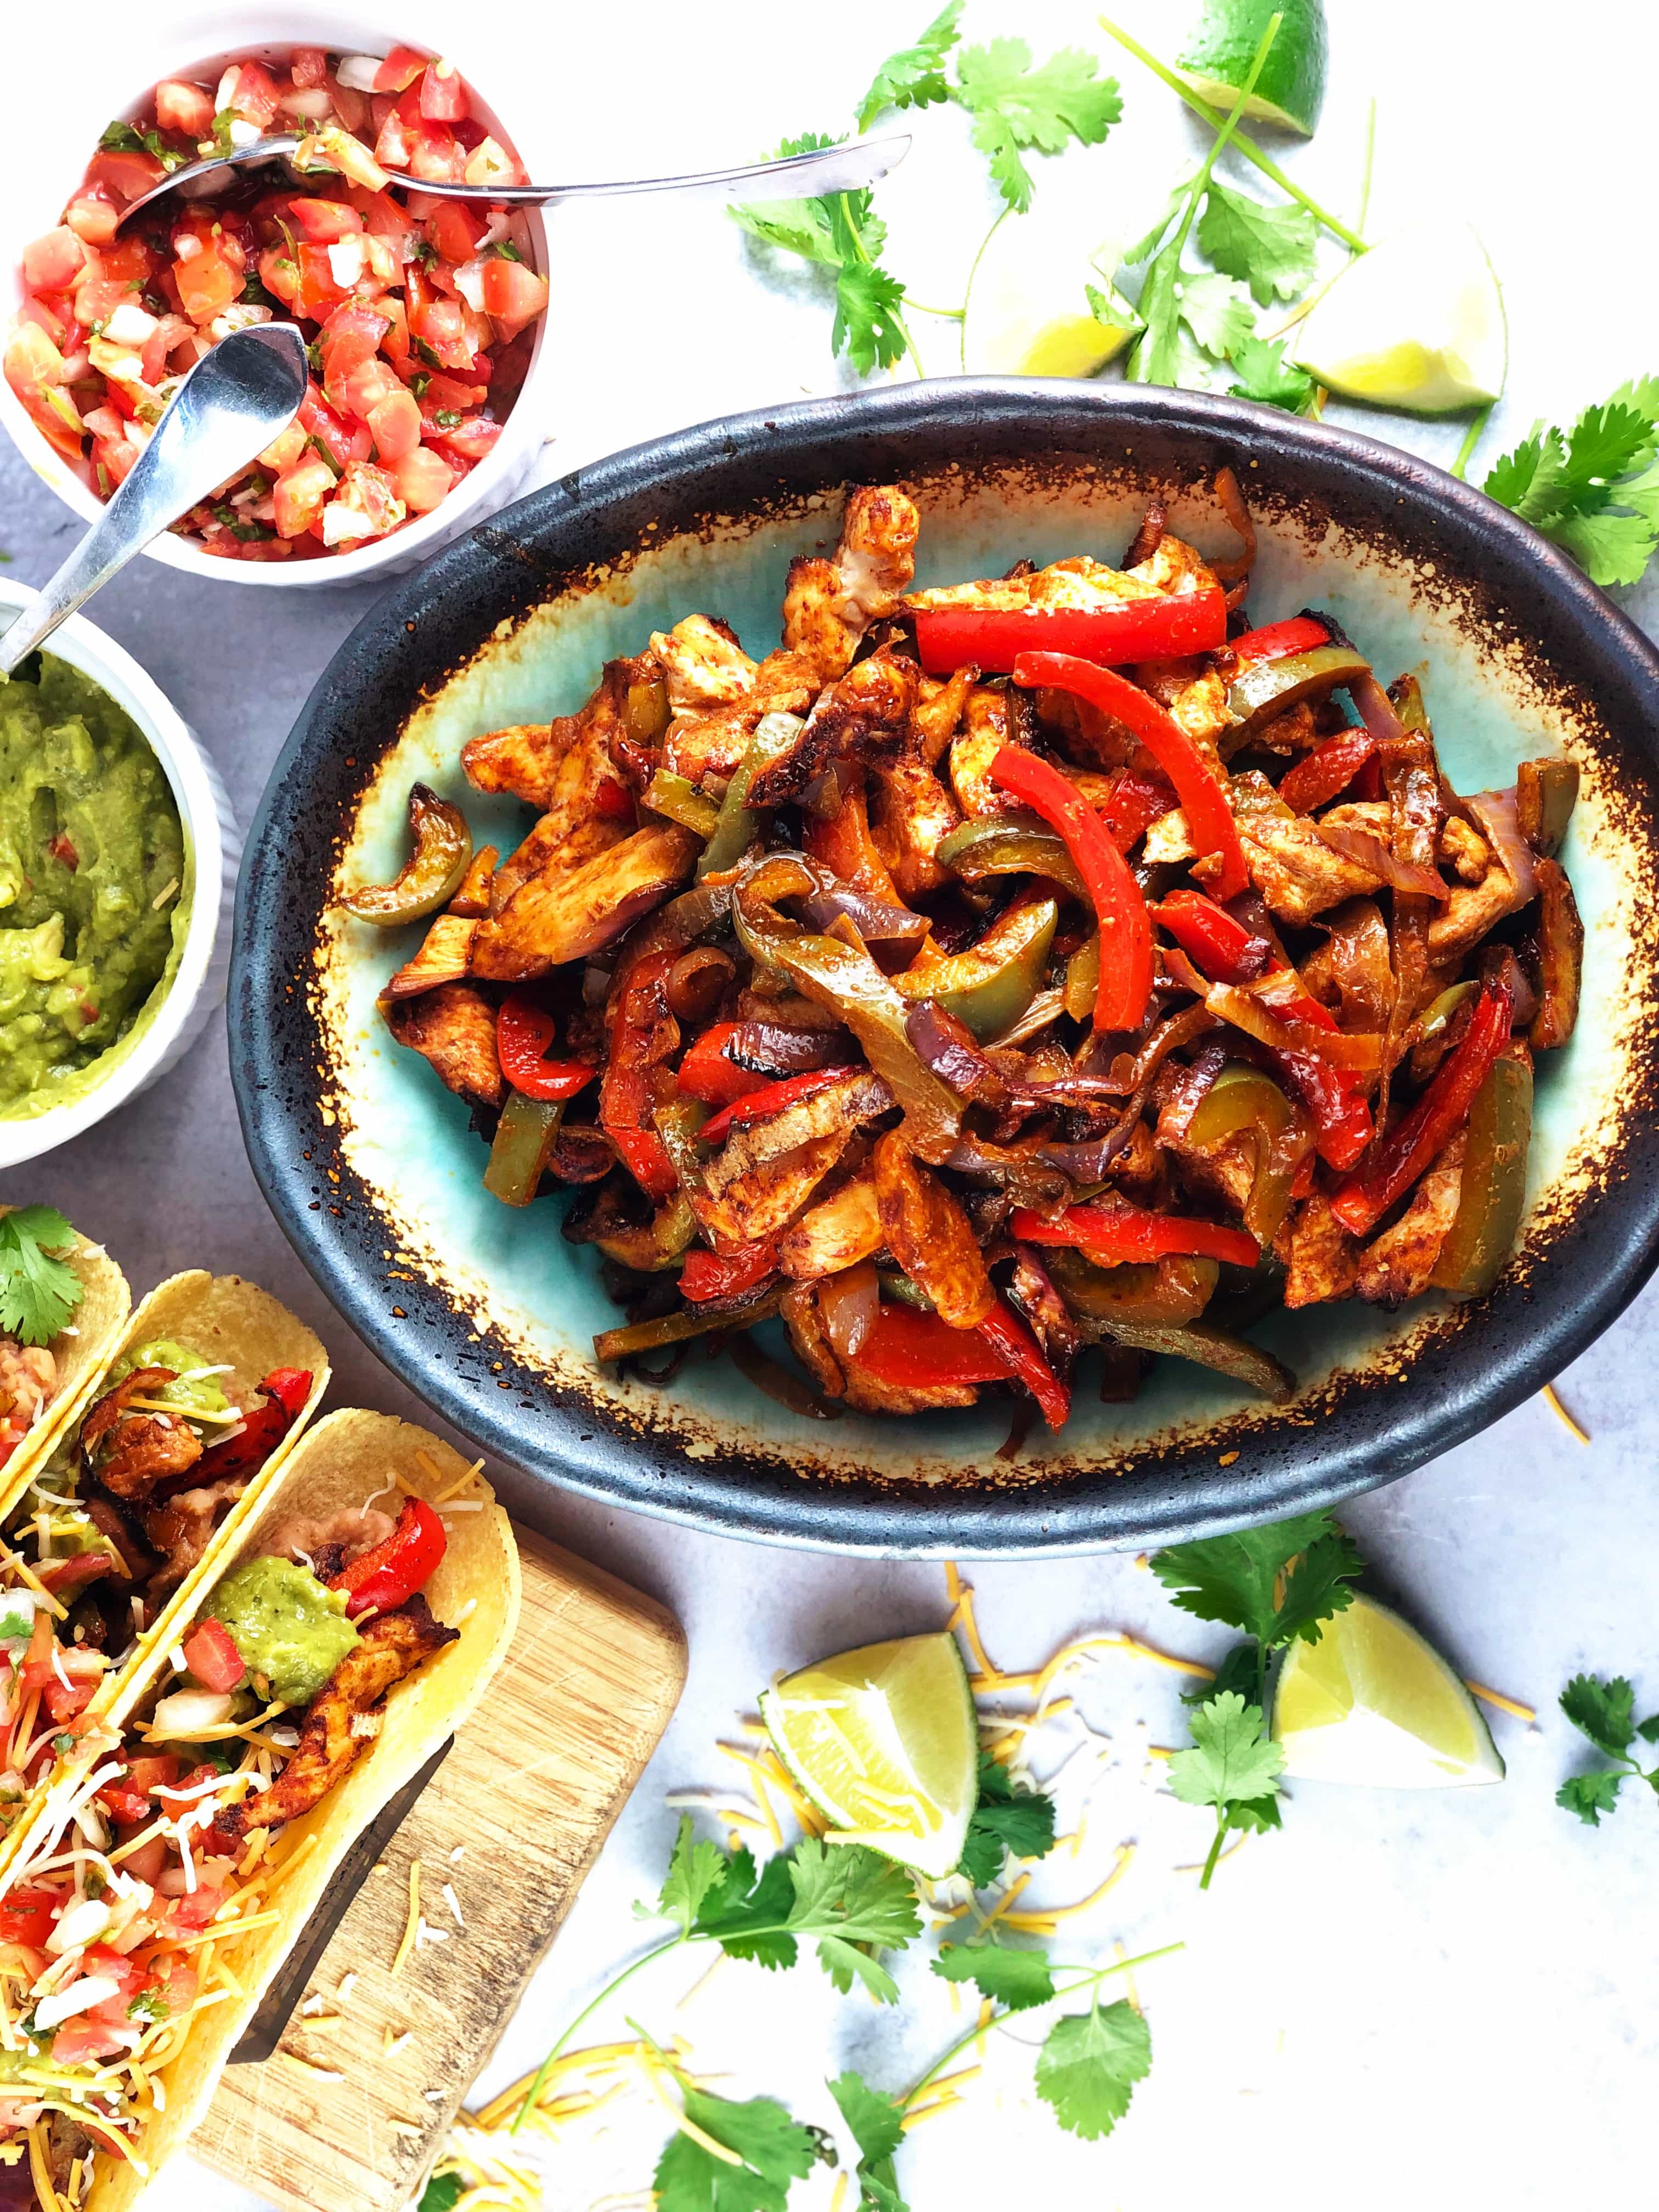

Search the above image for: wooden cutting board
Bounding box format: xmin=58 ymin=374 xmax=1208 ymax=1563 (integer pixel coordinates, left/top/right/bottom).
xmin=194 ymin=1526 xmax=686 ymax=2212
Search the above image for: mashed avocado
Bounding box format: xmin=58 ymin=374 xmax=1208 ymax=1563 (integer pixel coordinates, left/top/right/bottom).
xmin=0 ymin=653 xmax=189 ymax=1119
xmin=211 ymin=1556 xmax=359 ymax=1706
xmin=120 ymin=1338 xmax=228 ymax=1420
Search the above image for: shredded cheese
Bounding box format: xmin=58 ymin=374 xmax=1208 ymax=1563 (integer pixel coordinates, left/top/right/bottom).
xmin=1464 ymin=1680 xmax=1536 ymax=1724
xmin=1541 ymin=1382 xmax=1589 ymax=1444
xmin=391 ymin=1859 xmax=422 ymax=1977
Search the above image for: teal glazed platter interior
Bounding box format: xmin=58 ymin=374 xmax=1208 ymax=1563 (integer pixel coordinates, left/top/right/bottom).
xmin=229 ymin=381 xmax=1659 ymax=1555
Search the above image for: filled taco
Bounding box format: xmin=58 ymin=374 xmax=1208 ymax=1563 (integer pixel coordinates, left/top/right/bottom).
xmin=0 ymin=1276 xmax=329 ymax=1853
xmin=0 ymin=1412 xmax=518 ymax=2208
xmin=0 ymin=1211 xmax=130 ymax=1493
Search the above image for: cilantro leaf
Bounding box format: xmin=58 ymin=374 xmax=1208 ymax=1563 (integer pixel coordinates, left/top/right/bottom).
xmin=1273 ymin=1530 xmax=1365 ymax=1647
xmin=1228 ymin=332 xmax=1316 ymax=413
xmin=1125 ymin=180 xmax=1193 ymax=269
xmin=786 ymin=1841 xmax=920 ymax=1999
xmin=1085 ymin=282 xmax=1136 ymax=334
xmin=1196 ymin=180 xmax=1318 ymax=306
xmin=932 ymin=1940 xmax=1055 ymax=2012
xmin=1151 ymin=1509 xmax=1354 ymax=1647
xmin=828 ymin=2072 xmax=909 ymax=2212
xmin=1175 ymin=271 xmax=1255 ymax=361
xmin=417 ymin=2176 xmax=464 ymax=2212
xmin=817 ymin=1934 xmax=900 ymax=2005
xmin=654 ymin=2083 xmax=821 ymax=2212
xmin=1555 ymin=1770 xmax=1627 ymax=1827
xmin=1483 ymin=383 xmax=1659 ymax=588
xmin=732 ymin=138 xmax=912 ymax=376
xmin=99 ymin=119 xmax=188 ymax=172
xmin=855 ymin=2 xmax=963 ymax=131
xmin=730 ymin=133 xmax=842 ymax=266
xmin=1034 ymin=2000 xmax=1151 ymax=2140
xmin=1638 ymin=1714 xmax=1659 ymax=1745
xmin=1184 ymin=1639 xmax=1262 ymax=1707
xmin=957 ymin=1753 xmax=1057 ymax=1886
xmin=833 ymin=258 xmax=910 ymax=377
xmin=658 ymin=1816 xmax=729 ymax=1933
xmin=1561 ymin=1673 xmax=1637 ymax=1759
xmin=697 ymin=1847 xmax=798 ymax=1970
xmin=1169 ymin=1691 xmax=1285 ymax=1815
xmin=952 ymin=40 xmax=1122 ymax=214
xmin=0 ymin=1207 xmax=83 ymax=1347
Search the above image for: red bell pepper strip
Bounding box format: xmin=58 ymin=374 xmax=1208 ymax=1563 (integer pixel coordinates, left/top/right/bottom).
xmin=1350 ymin=752 xmax=1386 ymax=803
xmin=675 ymin=1021 xmax=774 ymax=1108
xmin=194 ymin=1368 xmax=313 ymax=1483
xmin=1228 ymin=614 xmax=1328 ymax=663
xmin=1277 ymin=726 xmax=1377 ymax=814
xmin=680 ymin=1239 xmax=779 ymax=1302
xmin=1330 ymin=977 xmax=1513 ymax=1235
xmin=698 ymin=1067 xmax=856 ymax=1148
xmin=1014 ymin=652 xmax=1248 ymax=902
xmin=182 ymin=1620 xmax=246 ymax=1694
xmin=1238 ymin=978 xmax=1373 ymax=1172
xmin=848 ymin=1304 xmax=1018 ymax=1391
xmin=1009 ymin=1200 xmax=1260 ymax=1269
xmin=978 ymin=1299 xmax=1071 ymax=1430
xmin=601 ymin=950 xmax=680 ymax=1201
xmin=987 ymin=743 xmax=1153 ymax=1032
xmin=496 ymin=995 xmax=597 ymax=1103
xmin=329 ymin=1495 xmax=448 ymax=1618
xmin=1152 ymin=890 xmax=1273 ymax=986
xmin=1099 ymin=765 xmax=1178 ymax=852
xmin=914 ymin=589 xmax=1227 ymax=676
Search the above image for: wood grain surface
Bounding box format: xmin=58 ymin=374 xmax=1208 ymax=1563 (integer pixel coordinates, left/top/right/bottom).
xmin=193 ymin=1526 xmax=686 ymax=2212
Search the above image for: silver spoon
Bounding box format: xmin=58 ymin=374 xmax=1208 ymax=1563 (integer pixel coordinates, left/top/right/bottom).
xmin=117 ymin=130 xmax=910 ymax=231
xmin=0 ymin=323 xmax=309 ymax=676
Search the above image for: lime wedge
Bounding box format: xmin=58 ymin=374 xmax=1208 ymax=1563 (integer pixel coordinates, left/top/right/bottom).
xmin=962 ymin=206 xmax=1141 ymax=379
xmin=1176 ymin=0 xmax=1328 ymax=136
xmin=1292 ymin=221 xmax=1506 ymax=414
xmin=1272 ymin=1593 xmax=1505 ymax=1790
xmin=759 ymin=1631 xmax=978 ymax=1878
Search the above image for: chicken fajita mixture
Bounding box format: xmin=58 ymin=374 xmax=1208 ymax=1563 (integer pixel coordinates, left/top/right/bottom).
xmin=353 ymin=477 xmax=1584 ymax=1440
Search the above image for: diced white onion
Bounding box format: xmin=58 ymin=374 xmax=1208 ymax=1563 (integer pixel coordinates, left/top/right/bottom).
xmin=209 ymin=303 xmax=274 ymax=341
xmin=44 ymin=1897 xmax=112 ymax=1956
xmin=320 ymin=502 xmax=370 ymax=545
xmin=279 ymin=88 xmax=335 ymax=122
xmin=227 ymin=119 xmax=262 ymax=151
xmin=216 ymin=67 xmax=241 ymax=109
xmin=173 ymin=232 xmax=202 ymax=262
xmin=452 ymin=256 xmax=488 ymax=312
xmin=327 ymin=237 xmax=366 ymax=289
xmin=334 ymin=54 xmax=386 ymax=92
xmin=149 ymin=1688 xmax=234 ymax=1737
xmin=102 ymin=303 xmax=158 ymax=346
xmin=35 ymin=1975 xmax=121 ymax=2030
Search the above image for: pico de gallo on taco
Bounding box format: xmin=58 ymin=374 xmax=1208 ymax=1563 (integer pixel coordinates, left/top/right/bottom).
xmin=0 ymin=1212 xmax=129 ymax=1495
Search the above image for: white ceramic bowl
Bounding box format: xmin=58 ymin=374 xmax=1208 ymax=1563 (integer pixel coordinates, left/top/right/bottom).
xmin=0 ymin=583 xmax=238 ymax=1168
xmin=0 ymin=10 xmax=554 ymax=590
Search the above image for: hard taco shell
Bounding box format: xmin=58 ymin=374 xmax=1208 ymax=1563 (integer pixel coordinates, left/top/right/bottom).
xmin=88 ymin=1412 xmax=518 ymax=2211
xmin=0 ymin=1212 xmax=131 ymax=1510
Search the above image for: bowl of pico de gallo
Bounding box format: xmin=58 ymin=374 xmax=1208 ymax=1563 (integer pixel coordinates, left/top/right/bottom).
xmin=0 ymin=22 xmax=556 ymax=584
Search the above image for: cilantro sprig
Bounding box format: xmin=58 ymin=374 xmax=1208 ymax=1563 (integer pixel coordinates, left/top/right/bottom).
xmin=654 ymin=2067 xmax=826 ymax=2212
xmin=1152 ymin=1506 xmax=1363 ymax=1884
xmin=1482 ymin=380 xmax=1659 ymax=588
xmin=99 ymin=119 xmax=188 ymax=173
xmin=951 ymin=37 xmax=1122 ymax=215
xmin=1556 ymin=1673 xmax=1659 ymax=1826
xmin=0 ymin=1207 xmax=83 ymax=1347
xmin=957 ymin=1750 xmax=1057 ymax=1888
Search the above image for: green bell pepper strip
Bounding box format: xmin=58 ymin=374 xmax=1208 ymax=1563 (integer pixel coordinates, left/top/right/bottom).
xmin=1182 ymin=1063 xmax=1314 ymax=1250
xmin=697 ymin=712 xmax=805 ymax=879
xmin=1516 ymin=758 xmax=1580 ymax=855
xmin=1062 ymin=933 xmax=1099 ymax=1023
xmin=593 ymin=1285 xmax=785 ymax=1365
xmin=1223 ymin=645 xmax=1373 ymax=733
xmin=894 ymin=898 xmax=1058 ymax=1042
xmin=732 ymin=853 xmax=962 ymax=1162
xmin=935 ymin=813 xmax=1087 ymax=899
xmin=652 ymin=1096 xmax=711 ymax=1192
xmin=340 ymin=783 xmax=472 ymax=926
xmin=1088 ymin=1312 xmax=1296 ymax=1402
xmin=1043 ymin=1245 xmax=1218 ymax=1327
xmin=1430 ymin=1053 xmax=1533 ymax=1301
xmin=588 ymin=1192 xmax=699 ymax=1272
xmin=1415 ymin=980 xmax=1477 ymax=1049
xmin=644 ymin=770 xmax=721 ymax=840
xmin=483 ymin=1093 xmax=563 ymax=1208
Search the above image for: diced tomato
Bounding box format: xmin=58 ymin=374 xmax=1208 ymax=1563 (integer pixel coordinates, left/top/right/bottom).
xmin=291 ymin=47 xmax=329 ymax=89
xmin=287 ymin=196 xmax=364 ymax=242
xmin=127 ymin=1753 xmax=183 ymax=1797
xmin=481 ymin=257 xmax=549 ymax=343
xmin=374 ymin=45 xmax=431 ymax=93
xmin=49 ymin=2020 xmax=129 ymax=2068
xmin=87 ymin=147 xmax=165 ymax=203
xmin=161 ymin=1884 xmax=224 ymax=1936
xmin=274 ymin=457 xmax=337 ymax=538
xmin=418 ymin=62 xmax=470 ymax=122
xmin=16 ymin=295 xmax=67 ymax=348
xmin=259 ymin=419 xmax=308 ymax=472
xmin=391 ymin=443 xmax=456 ymax=512
xmin=428 ymin=414 xmax=502 ymax=461
xmin=408 ymin=123 xmax=466 ymax=184
xmin=64 ymin=188 xmax=121 ymax=247
xmin=155 ymin=78 xmax=217 ymax=134
xmin=408 ymin=288 xmax=477 ymax=371
xmin=411 ymin=368 xmax=486 ymax=411
xmin=373 ymin=292 xmax=410 ymax=362
xmin=375 ymin=108 xmax=414 ymax=168
xmin=183 ymin=1617 xmax=246 ymax=1693
xmin=19 ymin=1611 xmax=57 ymax=1694
xmin=298 ymin=381 xmax=372 ymax=466
xmin=228 ymin=61 xmax=283 ymax=127
xmin=172 ymin=216 xmax=242 ymax=326
xmin=329 ymin=78 xmax=371 ymax=134
xmin=75 ymin=276 xmax=138 ymax=327
xmin=324 ymin=459 xmax=405 ymax=541
xmin=0 ymin=1889 xmax=61 ymax=1949
xmin=121 ymin=1833 xmax=168 ymax=1887
xmin=336 ymin=354 xmax=400 ymax=420
xmin=366 ymin=385 xmax=422 ymax=460
xmin=97 ymin=233 xmax=158 ymax=285
xmin=425 ymin=200 xmax=487 ymax=267
xmin=81 ymin=1946 xmax=145 ymax=2004
xmin=22 ymin=227 xmax=88 ymax=294
xmin=319 ymin=301 xmax=390 ymax=385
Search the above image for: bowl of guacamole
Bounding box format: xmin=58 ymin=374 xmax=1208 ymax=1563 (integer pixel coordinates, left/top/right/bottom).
xmin=0 ymin=583 xmax=235 ymax=1165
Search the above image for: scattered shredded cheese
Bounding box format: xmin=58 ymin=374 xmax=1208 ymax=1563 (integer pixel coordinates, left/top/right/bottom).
xmin=391 ymin=1861 xmax=422 ymax=1977
xmin=1541 ymin=1382 xmax=1589 ymax=1444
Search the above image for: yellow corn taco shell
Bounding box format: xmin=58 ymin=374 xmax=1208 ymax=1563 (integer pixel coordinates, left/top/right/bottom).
xmin=83 ymin=1412 xmax=520 ymax=2211
xmin=0 ymin=1212 xmax=131 ymax=1510
xmin=0 ymin=1274 xmax=330 ymax=1877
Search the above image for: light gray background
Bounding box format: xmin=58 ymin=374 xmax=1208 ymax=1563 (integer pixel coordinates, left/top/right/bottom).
xmin=3 ymin=3 xmax=1656 ymax=2205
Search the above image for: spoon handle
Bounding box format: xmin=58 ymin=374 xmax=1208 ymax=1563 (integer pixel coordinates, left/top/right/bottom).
xmin=423 ymin=131 xmax=912 ymax=207
xmin=0 ymin=324 xmax=308 ymax=677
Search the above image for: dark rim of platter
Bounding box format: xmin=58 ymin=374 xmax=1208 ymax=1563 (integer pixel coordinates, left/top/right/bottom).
xmin=231 ymin=379 xmax=1659 ymax=1556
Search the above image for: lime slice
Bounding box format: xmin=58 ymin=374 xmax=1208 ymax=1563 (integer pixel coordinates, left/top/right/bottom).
xmin=962 ymin=206 xmax=1141 ymax=380
xmin=1176 ymin=0 xmax=1328 ymax=136
xmin=1291 ymin=221 xmax=1506 ymax=414
xmin=759 ymin=1631 xmax=978 ymax=1878
xmin=1272 ymin=1594 xmax=1505 ymax=1790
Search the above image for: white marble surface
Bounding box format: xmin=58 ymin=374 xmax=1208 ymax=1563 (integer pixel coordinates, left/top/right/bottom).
xmin=3 ymin=1 xmax=1658 ymax=2205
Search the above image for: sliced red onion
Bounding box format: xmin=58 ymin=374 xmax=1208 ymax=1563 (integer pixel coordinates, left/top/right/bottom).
xmin=803 ymin=883 xmax=929 ymax=947
xmin=1465 ymin=788 xmax=1539 ymax=907
xmin=1316 ymin=822 xmax=1449 ymax=901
